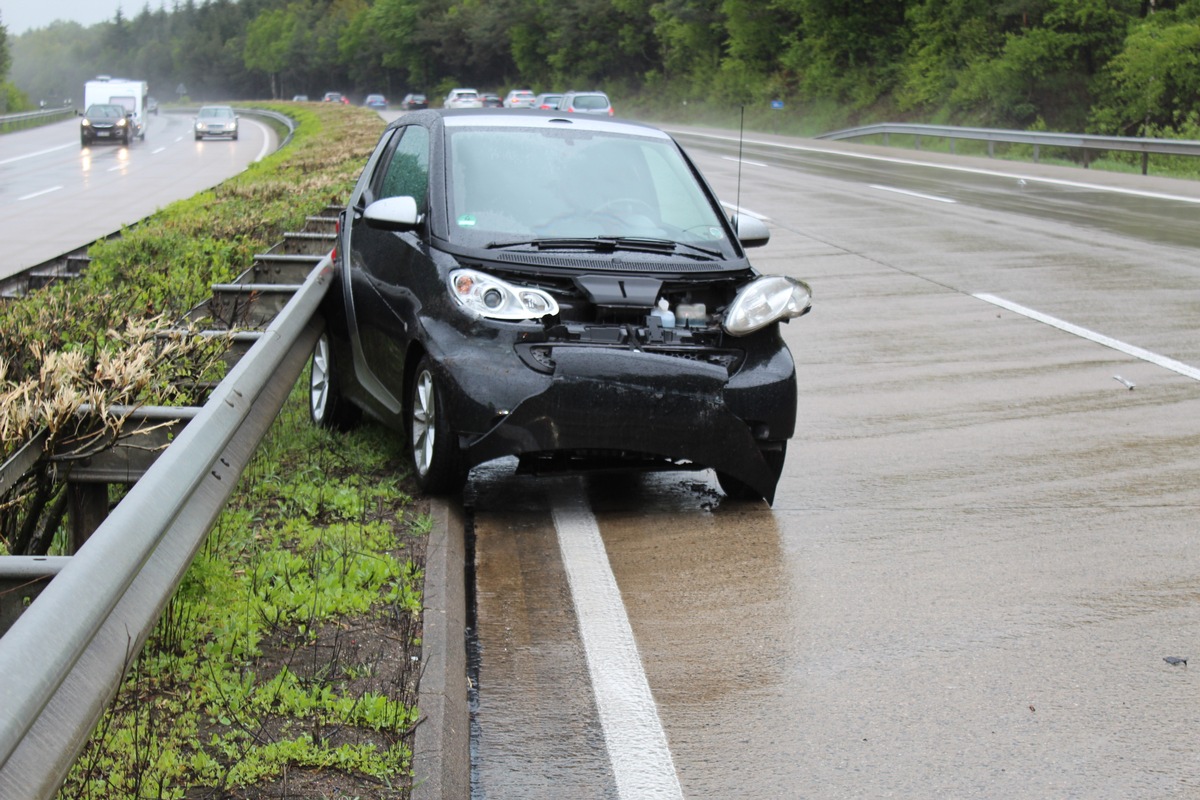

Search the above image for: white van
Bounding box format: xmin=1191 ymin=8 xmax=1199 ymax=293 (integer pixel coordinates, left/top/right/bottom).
xmin=84 ymin=76 xmax=149 ymax=141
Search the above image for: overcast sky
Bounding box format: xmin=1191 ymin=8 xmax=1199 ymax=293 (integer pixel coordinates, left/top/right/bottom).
xmin=3 ymin=0 xmax=151 ymax=37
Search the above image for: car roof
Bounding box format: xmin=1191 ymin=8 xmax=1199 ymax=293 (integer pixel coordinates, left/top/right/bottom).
xmin=385 ymin=108 xmax=664 ymax=139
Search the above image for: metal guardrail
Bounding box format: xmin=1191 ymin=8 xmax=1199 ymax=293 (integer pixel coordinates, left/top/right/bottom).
xmin=0 ymin=257 xmax=333 ymax=797
xmin=816 ymin=122 xmax=1200 ymax=175
xmin=0 ymin=108 xmax=76 ymax=132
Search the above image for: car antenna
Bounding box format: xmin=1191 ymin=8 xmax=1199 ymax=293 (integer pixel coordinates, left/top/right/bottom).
xmin=735 ymin=105 xmax=745 ymax=228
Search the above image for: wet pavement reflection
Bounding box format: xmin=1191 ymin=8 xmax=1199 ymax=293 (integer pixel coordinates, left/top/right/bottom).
xmin=468 ymin=141 xmax=1200 ymax=798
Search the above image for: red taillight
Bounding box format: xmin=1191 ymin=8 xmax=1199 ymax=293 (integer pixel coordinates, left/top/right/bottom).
xmin=607 ymin=107 xmax=614 ymax=115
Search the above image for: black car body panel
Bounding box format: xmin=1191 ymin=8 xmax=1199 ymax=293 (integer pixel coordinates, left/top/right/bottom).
xmin=320 ymin=109 xmax=810 ymax=502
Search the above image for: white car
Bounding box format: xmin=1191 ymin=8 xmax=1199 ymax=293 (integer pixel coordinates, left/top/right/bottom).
xmin=444 ymin=88 xmax=483 ymax=109
xmin=503 ymin=89 xmax=536 ymax=108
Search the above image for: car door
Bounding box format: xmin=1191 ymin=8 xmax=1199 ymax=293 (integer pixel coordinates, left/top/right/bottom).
xmin=344 ymin=123 xmax=432 ymax=417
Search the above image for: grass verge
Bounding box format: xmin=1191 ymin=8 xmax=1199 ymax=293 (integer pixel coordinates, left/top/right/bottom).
xmin=61 ymin=381 xmax=426 ymax=799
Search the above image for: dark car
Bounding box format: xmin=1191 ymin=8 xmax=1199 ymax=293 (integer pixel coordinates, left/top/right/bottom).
xmin=532 ymin=92 xmax=562 ymax=111
xmin=364 ymin=93 xmax=388 ymax=110
xmin=400 ymin=93 xmax=428 ymax=110
xmin=80 ymin=103 xmax=133 ymax=146
xmin=311 ymin=109 xmax=812 ymax=502
xmin=480 ymin=93 xmax=504 ymax=108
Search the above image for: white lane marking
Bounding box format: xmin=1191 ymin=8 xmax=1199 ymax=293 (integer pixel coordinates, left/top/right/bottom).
xmin=250 ymin=120 xmax=272 ymax=163
xmin=551 ymin=484 xmax=683 ymax=800
xmin=18 ymin=186 xmax=63 ymax=200
xmin=153 ymin=147 xmax=167 ymax=154
xmin=720 ymin=201 xmax=772 ymax=222
xmin=0 ymin=143 xmax=75 ymax=166
xmin=871 ymin=184 xmax=956 ymax=204
xmin=666 ymin=129 xmax=1200 ymax=205
xmin=975 ymin=293 xmax=1200 ymax=381
xmin=722 ymin=155 xmax=768 ymax=168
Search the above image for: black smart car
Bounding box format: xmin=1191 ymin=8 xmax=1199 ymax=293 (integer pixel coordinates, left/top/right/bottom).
xmin=312 ymin=109 xmax=812 ymax=502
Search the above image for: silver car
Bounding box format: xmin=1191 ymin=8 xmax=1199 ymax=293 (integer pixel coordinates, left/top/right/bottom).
xmin=193 ymin=105 xmax=239 ymax=140
xmin=559 ymin=90 xmax=614 ymax=116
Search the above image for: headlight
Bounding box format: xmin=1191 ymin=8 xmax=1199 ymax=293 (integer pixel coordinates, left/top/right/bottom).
xmin=722 ymin=275 xmax=812 ymax=336
xmin=116 ymin=118 xmax=127 ymax=127
xmin=194 ymin=121 xmax=203 ymax=131
xmin=81 ymin=119 xmax=91 ymax=127
xmin=449 ymin=269 xmax=559 ymax=320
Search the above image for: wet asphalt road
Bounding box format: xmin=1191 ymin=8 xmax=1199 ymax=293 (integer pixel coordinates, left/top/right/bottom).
xmin=0 ymin=112 xmax=274 ymax=279
xmin=468 ymin=133 xmax=1200 ymax=798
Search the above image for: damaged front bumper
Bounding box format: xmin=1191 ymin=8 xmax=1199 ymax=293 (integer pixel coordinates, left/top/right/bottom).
xmin=459 ymin=344 xmax=795 ymax=502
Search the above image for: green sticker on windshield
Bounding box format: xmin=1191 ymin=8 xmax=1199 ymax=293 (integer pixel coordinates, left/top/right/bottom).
xmin=457 ymin=214 xmax=477 ymax=227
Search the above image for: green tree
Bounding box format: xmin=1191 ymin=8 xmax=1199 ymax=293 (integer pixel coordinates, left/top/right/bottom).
xmin=779 ymin=0 xmax=913 ymax=107
xmin=1091 ymin=2 xmax=1200 ymax=133
xmin=245 ymin=8 xmax=295 ymax=98
xmin=951 ymin=0 xmax=1137 ymax=128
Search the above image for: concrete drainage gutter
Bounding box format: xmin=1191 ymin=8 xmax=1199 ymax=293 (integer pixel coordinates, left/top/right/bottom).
xmin=412 ymin=498 xmax=470 ymax=799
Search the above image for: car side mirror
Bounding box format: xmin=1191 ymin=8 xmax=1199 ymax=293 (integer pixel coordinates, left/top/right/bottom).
xmin=364 ymin=196 xmax=421 ymax=232
xmin=734 ymin=214 xmax=770 ymax=249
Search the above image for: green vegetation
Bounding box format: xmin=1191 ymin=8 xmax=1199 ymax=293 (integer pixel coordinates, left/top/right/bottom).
xmin=61 ymin=382 xmax=425 ymax=799
xmin=8 ymin=1 xmax=1200 ymax=141
xmin=0 ymin=103 xmax=381 ymax=554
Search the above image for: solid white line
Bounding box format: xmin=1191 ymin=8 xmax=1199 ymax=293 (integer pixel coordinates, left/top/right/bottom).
xmin=667 ymin=129 xmax=1200 ymax=206
xmin=871 ymin=184 xmax=956 ymax=204
xmin=18 ymin=186 xmax=63 ymax=200
xmin=975 ymin=293 xmax=1200 ymax=381
xmin=551 ymin=485 xmax=683 ymax=800
xmin=153 ymin=147 xmax=167 ymax=154
xmin=722 ymin=155 xmax=768 ymax=168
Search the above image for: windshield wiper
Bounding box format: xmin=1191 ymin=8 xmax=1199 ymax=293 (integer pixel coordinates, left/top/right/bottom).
xmin=486 ymin=236 xmax=722 ymax=260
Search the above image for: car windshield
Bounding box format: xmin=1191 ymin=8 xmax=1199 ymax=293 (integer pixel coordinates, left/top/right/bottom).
xmin=444 ymin=125 xmax=735 ymax=256
xmin=199 ymin=107 xmax=233 ymax=118
xmin=87 ymin=104 xmax=125 ymax=118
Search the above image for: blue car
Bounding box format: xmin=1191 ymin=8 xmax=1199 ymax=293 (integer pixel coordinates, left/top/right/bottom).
xmin=364 ymin=94 xmax=388 ymax=110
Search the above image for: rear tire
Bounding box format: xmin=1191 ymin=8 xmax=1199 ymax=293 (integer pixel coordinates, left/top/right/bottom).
xmin=310 ymin=333 xmax=359 ymax=431
xmin=409 ymin=356 xmax=466 ymax=494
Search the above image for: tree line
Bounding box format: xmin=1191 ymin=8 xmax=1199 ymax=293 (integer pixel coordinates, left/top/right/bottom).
xmin=4 ymin=0 xmax=1200 ymax=138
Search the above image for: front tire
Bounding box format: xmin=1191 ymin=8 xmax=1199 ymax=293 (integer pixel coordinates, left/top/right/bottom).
xmin=310 ymin=333 xmax=359 ymax=430
xmin=409 ymin=356 xmax=466 ymax=494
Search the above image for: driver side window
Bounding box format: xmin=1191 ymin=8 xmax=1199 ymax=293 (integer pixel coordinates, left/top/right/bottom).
xmin=374 ymin=125 xmax=430 ymax=211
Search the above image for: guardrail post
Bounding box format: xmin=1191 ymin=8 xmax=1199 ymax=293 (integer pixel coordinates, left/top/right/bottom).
xmin=988 ymin=141 xmax=995 ymax=158
xmin=69 ymin=484 xmax=109 ymax=552
xmin=1142 ymin=152 xmax=1149 ymax=175
xmin=1033 ymin=144 xmax=1040 ymax=163
xmin=1083 ymin=148 xmax=1090 ymax=169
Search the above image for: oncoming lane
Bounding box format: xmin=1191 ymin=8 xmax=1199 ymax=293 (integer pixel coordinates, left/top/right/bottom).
xmin=0 ymin=110 xmax=276 ymax=280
